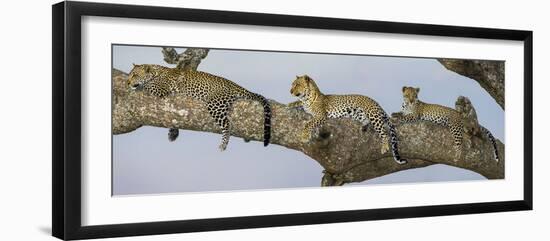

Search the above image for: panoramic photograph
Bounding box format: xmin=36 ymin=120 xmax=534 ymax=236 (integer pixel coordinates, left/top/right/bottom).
xmin=111 ymin=44 xmax=504 ymax=195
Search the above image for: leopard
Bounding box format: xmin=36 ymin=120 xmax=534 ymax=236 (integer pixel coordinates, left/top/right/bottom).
xmin=398 ymin=86 xmax=499 ymax=162
xmin=287 ymin=75 xmax=408 ymax=165
xmin=127 ymin=64 xmax=272 ymax=151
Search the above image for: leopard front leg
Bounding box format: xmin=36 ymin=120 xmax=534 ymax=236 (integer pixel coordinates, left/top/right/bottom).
xmin=287 ymin=100 xmax=303 ymax=109
xmin=300 ymin=116 xmax=326 ymax=143
xmin=168 ymin=128 xmax=179 ymax=141
xmin=398 ymin=113 xmax=420 ymax=123
xmin=143 ymin=79 xmax=171 ymax=98
xmin=142 ymin=81 xmax=179 ymax=142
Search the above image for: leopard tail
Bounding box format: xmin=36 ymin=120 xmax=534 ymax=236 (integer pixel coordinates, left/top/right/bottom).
xmin=245 ymin=93 xmax=272 ymax=146
xmin=384 ymin=115 xmax=408 ymax=164
xmin=480 ymin=126 xmax=500 ymax=162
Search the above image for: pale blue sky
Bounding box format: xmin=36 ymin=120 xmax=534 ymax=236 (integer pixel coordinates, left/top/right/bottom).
xmin=112 ymin=45 xmax=504 ymax=195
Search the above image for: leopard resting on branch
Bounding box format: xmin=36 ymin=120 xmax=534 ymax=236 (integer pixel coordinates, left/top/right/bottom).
xmin=126 ymin=64 xmax=272 ymax=151
xmin=287 ymin=75 xmax=408 ymax=165
xmin=397 ymin=86 xmax=500 ymax=162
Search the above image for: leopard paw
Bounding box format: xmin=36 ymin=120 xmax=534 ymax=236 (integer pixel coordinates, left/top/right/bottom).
xmin=380 ymin=142 xmax=390 ymax=154
xmin=218 ymin=142 xmax=228 ymax=151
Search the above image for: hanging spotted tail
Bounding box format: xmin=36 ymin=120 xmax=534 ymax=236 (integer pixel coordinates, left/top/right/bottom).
xmin=384 ymin=115 xmax=408 ymax=164
xmin=480 ymin=126 xmax=500 ymax=162
xmin=246 ymin=93 xmax=272 ymax=146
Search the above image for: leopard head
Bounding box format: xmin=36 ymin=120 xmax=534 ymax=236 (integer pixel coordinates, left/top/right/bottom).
xmin=290 ymin=75 xmax=320 ymax=100
xmin=127 ymin=64 xmax=156 ymax=90
xmin=402 ymin=86 xmax=420 ymax=105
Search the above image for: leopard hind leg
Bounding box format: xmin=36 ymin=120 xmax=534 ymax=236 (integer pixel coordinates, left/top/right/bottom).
xmin=207 ymin=98 xmax=234 ymax=151
xmin=367 ymin=112 xmax=391 ymax=154
xmin=352 ymin=108 xmax=385 ymax=153
xmin=450 ymin=126 xmax=464 ymax=162
xmin=357 ymin=108 xmax=407 ymax=164
xmin=360 ymin=116 xmax=370 ymax=133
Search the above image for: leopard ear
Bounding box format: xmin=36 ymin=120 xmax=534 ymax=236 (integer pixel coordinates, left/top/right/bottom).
xmin=402 ymin=86 xmax=407 ymax=93
xmin=143 ymin=65 xmax=152 ymax=73
xmin=303 ymin=74 xmax=311 ymax=81
xmin=132 ymin=63 xmax=136 ymax=67
xmin=415 ymin=87 xmax=420 ymax=93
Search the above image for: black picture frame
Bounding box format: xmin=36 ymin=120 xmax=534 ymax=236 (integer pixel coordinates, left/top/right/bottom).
xmin=52 ymin=1 xmax=533 ymax=240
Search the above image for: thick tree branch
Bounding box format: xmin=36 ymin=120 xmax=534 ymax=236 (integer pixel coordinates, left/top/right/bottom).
xmin=162 ymin=47 xmax=209 ymax=71
xmin=438 ymin=59 xmax=505 ymax=109
xmin=112 ymin=69 xmax=504 ymax=186
xmin=160 ymin=47 xmax=209 ymax=141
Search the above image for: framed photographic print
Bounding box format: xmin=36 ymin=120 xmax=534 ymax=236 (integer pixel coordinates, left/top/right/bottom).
xmin=52 ymin=1 xmax=533 ymax=240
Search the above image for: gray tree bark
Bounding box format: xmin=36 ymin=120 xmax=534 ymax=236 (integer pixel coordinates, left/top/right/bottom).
xmin=438 ymin=59 xmax=505 ymax=109
xmin=112 ymin=48 xmax=504 ymax=186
